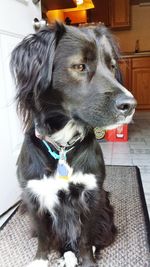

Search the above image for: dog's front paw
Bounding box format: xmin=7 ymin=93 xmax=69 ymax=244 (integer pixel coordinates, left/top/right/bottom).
xmin=57 ymin=257 xmax=66 ymax=267
xmin=26 ymin=259 xmax=48 ymax=267
xmin=57 ymin=251 xmax=78 ymax=267
xmin=64 ymin=251 xmax=78 ymax=267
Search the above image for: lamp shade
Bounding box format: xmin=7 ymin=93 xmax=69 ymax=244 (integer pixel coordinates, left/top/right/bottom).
xmin=63 ymin=0 xmax=94 ymax=11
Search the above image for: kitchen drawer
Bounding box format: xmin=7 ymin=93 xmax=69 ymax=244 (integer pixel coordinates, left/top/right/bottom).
xmin=132 ymin=57 xmax=150 ymax=68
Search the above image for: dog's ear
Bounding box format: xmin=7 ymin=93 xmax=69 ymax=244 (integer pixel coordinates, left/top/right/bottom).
xmin=10 ymin=23 xmax=66 ymax=125
xmin=94 ymin=25 xmax=120 ymax=60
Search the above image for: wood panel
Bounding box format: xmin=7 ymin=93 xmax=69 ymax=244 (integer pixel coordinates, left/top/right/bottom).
xmin=109 ymin=0 xmax=130 ymax=30
xmin=132 ymin=57 xmax=150 ymax=68
xmin=132 ymin=68 xmax=150 ymax=109
xmin=119 ymin=56 xmax=150 ymax=110
xmin=42 ymin=0 xmax=76 ymax=11
xmin=88 ymin=0 xmax=130 ymax=30
xmin=87 ymin=0 xmax=110 ymax=25
xmin=119 ymin=58 xmax=132 ymax=91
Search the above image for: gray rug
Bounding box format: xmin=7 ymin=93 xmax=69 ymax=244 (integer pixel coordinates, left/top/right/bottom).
xmin=0 ymin=166 xmax=150 ymax=267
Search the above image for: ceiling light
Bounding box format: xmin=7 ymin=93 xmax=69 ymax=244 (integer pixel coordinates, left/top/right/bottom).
xmin=76 ymin=0 xmax=84 ymax=4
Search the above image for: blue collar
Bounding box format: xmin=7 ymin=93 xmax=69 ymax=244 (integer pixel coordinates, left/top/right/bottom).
xmin=42 ymin=140 xmax=74 ymax=160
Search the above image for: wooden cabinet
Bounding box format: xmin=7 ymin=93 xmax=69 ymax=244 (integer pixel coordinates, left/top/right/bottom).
xmin=119 ymin=58 xmax=131 ymax=89
xmin=87 ymin=0 xmax=110 ymax=26
xmin=88 ymin=0 xmax=130 ymax=30
xmin=119 ymin=56 xmax=150 ymax=110
xmin=109 ymin=0 xmax=130 ymax=30
xmin=132 ymin=57 xmax=150 ymax=109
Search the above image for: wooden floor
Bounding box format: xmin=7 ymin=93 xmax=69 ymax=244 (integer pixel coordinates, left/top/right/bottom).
xmin=100 ymin=111 xmax=150 ymax=217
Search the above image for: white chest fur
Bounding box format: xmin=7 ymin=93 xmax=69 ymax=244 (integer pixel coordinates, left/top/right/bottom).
xmin=27 ymin=172 xmax=97 ymax=216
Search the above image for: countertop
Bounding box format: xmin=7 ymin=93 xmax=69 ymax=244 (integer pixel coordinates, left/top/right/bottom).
xmin=121 ymin=51 xmax=150 ymax=58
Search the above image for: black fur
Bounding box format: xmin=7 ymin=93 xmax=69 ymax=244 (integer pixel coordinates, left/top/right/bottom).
xmin=10 ymin=23 xmax=136 ymax=266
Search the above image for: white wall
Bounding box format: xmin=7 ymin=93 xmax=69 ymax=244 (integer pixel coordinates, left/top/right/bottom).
xmin=0 ymin=0 xmax=41 ymax=36
xmin=0 ymin=0 xmax=41 ymax=224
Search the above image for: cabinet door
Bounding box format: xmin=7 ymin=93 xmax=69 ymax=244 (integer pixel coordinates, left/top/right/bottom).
xmin=109 ymin=0 xmax=130 ymax=30
xmin=119 ymin=58 xmax=132 ymax=90
xmin=88 ymin=0 xmax=110 ymax=26
xmin=132 ymin=68 xmax=150 ymax=109
xmin=132 ymin=57 xmax=150 ymax=109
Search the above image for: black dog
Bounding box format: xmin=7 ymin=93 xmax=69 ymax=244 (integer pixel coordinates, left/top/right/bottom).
xmin=10 ymin=23 xmax=136 ymax=267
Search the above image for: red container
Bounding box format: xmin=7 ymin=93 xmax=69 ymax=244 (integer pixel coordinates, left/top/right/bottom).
xmin=105 ymin=124 xmax=128 ymax=142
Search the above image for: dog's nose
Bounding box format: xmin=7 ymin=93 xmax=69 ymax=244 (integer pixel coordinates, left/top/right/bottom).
xmin=115 ymin=96 xmax=137 ymax=116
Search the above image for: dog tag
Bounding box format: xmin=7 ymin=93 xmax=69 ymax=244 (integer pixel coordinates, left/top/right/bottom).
xmin=56 ymin=149 xmax=72 ymax=181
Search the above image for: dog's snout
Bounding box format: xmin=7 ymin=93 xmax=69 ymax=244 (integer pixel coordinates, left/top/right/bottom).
xmin=115 ymin=96 xmax=137 ymax=116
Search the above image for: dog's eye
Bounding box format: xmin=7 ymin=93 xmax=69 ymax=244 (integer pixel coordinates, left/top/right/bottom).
xmin=111 ymin=63 xmax=117 ymax=75
xmin=110 ymin=59 xmax=116 ymax=71
xmin=72 ymin=64 xmax=86 ymax=72
xmin=111 ymin=64 xmax=116 ymax=69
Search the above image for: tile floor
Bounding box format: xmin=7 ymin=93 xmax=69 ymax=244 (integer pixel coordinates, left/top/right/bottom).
xmin=100 ymin=111 xmax=150 ymax=217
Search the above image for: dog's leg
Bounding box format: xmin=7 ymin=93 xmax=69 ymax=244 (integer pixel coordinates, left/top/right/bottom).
xmin=25 ymin=210 xmax=52 ymax=267
xmin=26 ymin=234 xmax=50 ymax=267
xmin=80 ymin=244 xmax=98 ymax=267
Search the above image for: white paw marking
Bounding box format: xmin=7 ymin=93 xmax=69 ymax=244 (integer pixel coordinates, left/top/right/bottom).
xmin=64 ymin=251 xmax=78 ymax=267
xmin=26 ymin=259 xmax=48 ymax=267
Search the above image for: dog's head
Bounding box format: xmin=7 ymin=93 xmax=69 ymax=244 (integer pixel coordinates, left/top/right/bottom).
xmin=10 ymin=23 xmax=136 ymax=132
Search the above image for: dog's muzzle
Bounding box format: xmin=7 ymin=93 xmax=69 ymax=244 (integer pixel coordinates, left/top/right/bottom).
xmin=114 ymin=95 xmax=137 ymax=117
